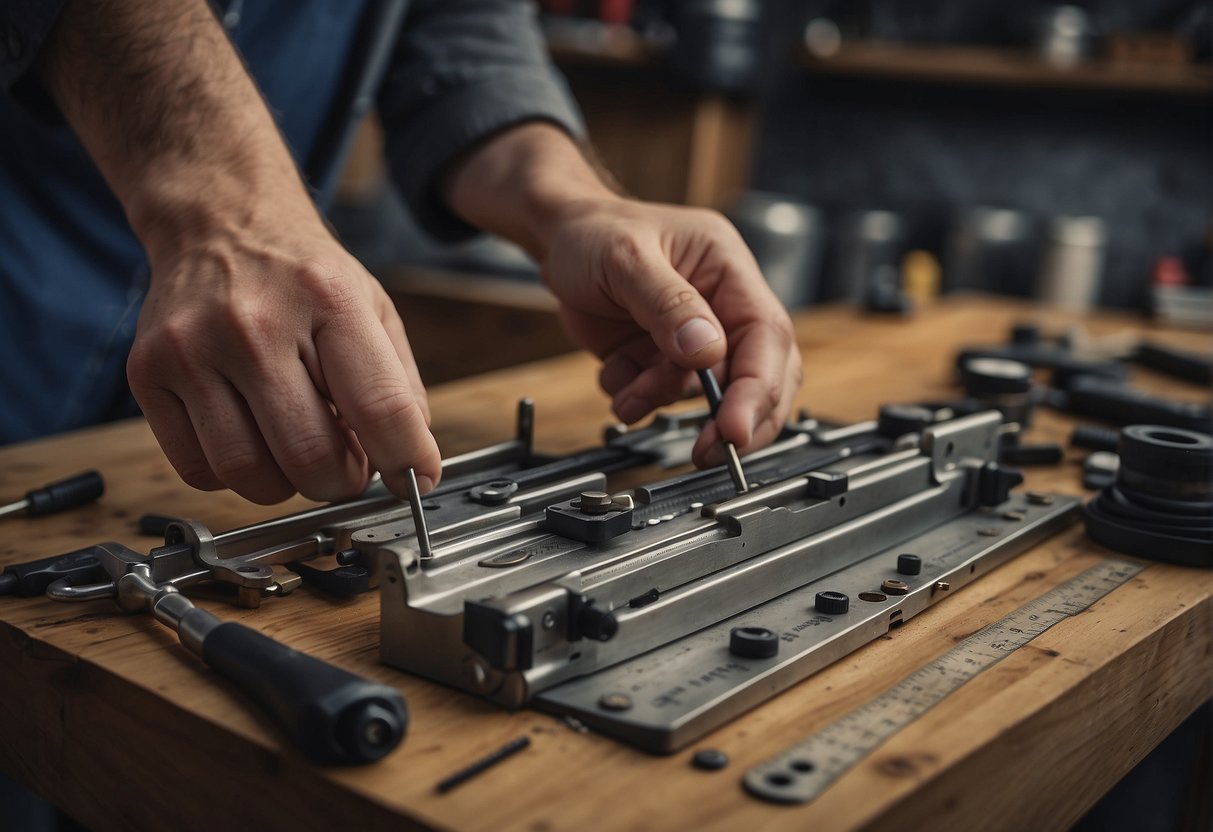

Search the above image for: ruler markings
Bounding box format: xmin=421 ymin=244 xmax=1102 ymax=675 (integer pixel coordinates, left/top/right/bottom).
xmin=743 ymin=559 xmax=1144 ymax=804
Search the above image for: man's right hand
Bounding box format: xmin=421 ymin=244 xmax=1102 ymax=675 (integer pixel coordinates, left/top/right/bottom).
xmin=39 ymin=0 xmax=440 ymax=504
xmin=128 ymin=216 xmax=439 ymax=505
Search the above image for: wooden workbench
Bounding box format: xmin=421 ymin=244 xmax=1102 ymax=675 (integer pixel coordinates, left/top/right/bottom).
xmin=1 ymin=296 xmax=1209 ymax=831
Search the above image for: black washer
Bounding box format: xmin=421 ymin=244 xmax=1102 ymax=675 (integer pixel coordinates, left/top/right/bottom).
xmin=729 ymin=626 xmax=779 ymax=659
xmin=692 ymin=749 xmax=729 ymax=770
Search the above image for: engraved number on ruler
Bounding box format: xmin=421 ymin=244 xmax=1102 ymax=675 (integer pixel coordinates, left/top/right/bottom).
xmin=743 ymin=559 xmax=1145 ymax=805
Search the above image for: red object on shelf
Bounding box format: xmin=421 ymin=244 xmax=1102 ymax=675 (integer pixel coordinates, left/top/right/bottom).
xmin=599 ymin=0 xmax=634 ymax=24
xmin=1152 ymin=255 xmax=1190 ymax=287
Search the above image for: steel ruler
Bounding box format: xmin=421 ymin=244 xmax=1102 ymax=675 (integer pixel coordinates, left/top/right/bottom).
xmin=743 ymin=557 xmax=1146 ymax=804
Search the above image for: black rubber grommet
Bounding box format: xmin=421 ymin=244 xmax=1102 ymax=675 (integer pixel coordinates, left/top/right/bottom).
xmin=1083 ymin=486 xmax=1213 ymax=569
xmin=814 ymin=591 xmax=850 ymax=615
xmin=962 ymin=357 xmax=1032 ymax=395
xmin=1117 ymin=425 xmax=1213 ymax=497
xmin=729 ymin=626 xmax=779 ymax=659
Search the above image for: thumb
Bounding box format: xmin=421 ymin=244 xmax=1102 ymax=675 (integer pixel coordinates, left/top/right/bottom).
xmin=607 ymin=250 xmax=727 ymax=369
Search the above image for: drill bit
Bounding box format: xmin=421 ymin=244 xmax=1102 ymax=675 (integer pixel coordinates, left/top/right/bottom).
xmin=697 ymin=368 xmax=749 ymax=494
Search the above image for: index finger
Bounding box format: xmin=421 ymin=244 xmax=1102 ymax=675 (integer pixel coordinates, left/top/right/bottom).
xmin=710 ymin=317 xmax=802 ymax=451
xmin=314 ymin=306 xmax=442 ymax=496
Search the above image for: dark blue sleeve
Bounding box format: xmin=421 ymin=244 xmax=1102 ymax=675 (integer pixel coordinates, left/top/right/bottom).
xmin=376 ymin=0 xmax=585 ymax=243
xmin=0 ymin=0 xmax=67 ymax=93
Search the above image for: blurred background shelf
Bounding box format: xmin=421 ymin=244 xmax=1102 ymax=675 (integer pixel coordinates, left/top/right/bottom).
xmin=799 ymin=40 xmax=1213 ymax=97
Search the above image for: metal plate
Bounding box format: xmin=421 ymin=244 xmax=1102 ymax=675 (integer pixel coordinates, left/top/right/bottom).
xmin=532 ymin=493 xmax=1080 ymax=753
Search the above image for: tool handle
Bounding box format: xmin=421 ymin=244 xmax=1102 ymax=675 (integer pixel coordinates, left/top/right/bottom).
xmin=1069 ymin=425 xmax=1121 ymax=453
xmin=1135 ymin=342 xmax=1213 ymax=385
xmin=25 ymin=470 xmax=105 ymax=517
xmin=199 ymin=621 xmax=407 ymax=764
xmin=1063 ymin=377 xmax=1212 ymax=432
xmin=0 ymin=547 xmax=107 ymax=597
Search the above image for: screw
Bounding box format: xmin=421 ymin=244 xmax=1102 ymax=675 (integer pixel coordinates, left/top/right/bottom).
xmin=576 ymin=491 xmax=614 ymax=515
xmin=881 ymin=579 xmax=909 ymax=596
xmin=599 ymin=692 xmax=633 ymax=711
xmin=1003 ymin=510 xmax=1026 ymax=521
xmin=978 ymin=527 xmax=1001 ymax=537
xmin=1026 ymin=491 xmax=1054 ymax=505
xmin=935 ymin=581 xmax=951 ymax=592
xmin=541 ymin=610 xmax=556 ymax=630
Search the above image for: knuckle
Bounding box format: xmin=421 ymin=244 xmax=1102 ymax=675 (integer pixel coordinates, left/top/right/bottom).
xmin=277 ymin=431 xmax=337 ymax=473
xmin=157 ymin=317 xmax=196 ymax=361
xmin=351 ymin=384 xmax=422 ymax=432
xmin=605 ymin=234 xmax=646 ymax=275
xmin=652 ymin=282 xmax=698 ymax=318
xmin=176 ymin=463 xmax=221 ymax=491
xmin=761 ymin=380 xmax=783 ymax=412
xmin=701 ymin=209 xmax=736 ymax=237
xmin=210 ymin=443 xmax=266 ymax=483
xmin=298 ymin=261 xmax=360 ymax=313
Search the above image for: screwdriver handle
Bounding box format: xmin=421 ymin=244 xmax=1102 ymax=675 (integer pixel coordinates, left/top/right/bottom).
xmin=25 ymin=470 xmax=105 ymax=517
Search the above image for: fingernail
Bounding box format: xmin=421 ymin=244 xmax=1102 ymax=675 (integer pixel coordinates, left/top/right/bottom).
xmin=416 ymin=475 xmax=435 ymax=494
xmin=676 ymin=317 xmax=721 ymax=357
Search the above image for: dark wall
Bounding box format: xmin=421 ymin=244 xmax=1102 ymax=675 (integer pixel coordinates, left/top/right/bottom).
xmin=744 ymin=0 xmax=1212 ymax=308
xmin=752 ymin=76 xmax=1211 ymax=307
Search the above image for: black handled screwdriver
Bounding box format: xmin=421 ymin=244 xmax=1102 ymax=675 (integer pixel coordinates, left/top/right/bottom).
xmin=697 ymin=368 xmax=749 ymax=495
xmin=0 ymin=470 xmax=105 ymax=520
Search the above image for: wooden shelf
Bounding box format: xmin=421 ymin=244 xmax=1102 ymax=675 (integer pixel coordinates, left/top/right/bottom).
xmin=801 ymin=41 xmax=1213 ymax=97
xmin=543 ymin=22 xmax=657 ymax=68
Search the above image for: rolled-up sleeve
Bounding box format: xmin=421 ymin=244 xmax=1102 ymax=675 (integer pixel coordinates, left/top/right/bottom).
xmin=0 ymin=0 xmax=67 ymax=93
xmin=377 ymin=0 xmax=585 ymax=242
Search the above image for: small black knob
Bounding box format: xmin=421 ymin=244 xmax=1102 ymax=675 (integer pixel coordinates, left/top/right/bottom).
xmin=1010 ymin=323 xmax=1040 ymax=345
xmin=729 ymin=626 xmax=779 ymax=659
xmin=962 ymin=357 xmax=1032 ymax=396
xmin=814 ymin=591 xmax=849 ymax=615
xmin=877 ymin=404 xmax=937 ymax=439
xmin=692 ymin=749 xmax=729 ymax=770
xmin=577 ymin=604 xmax=619 ymax=642
xmin=896 ymin=554 xmax=922 ymax=576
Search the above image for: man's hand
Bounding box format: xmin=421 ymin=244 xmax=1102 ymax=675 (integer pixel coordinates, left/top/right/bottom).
xmin=39 ymin=0 xmax=440 ymax=503
xmin=541 ymin=198 xmax=801 ymax=467
xmin=128 ymin=217 xmax=436 ymax=504
xmin=448 ymin=124 xmax=801 ymax=466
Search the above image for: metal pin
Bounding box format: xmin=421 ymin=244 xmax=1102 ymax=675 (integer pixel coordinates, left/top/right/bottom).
xmin=405 ymin=468 xmax=434 ymax=560
xmin=697 ymin=368 xmax=749 ymax=495
xmin=436 ymin=736 xmax=531 ymax=793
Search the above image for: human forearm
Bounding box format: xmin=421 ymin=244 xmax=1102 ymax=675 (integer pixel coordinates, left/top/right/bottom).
xmin=38 ymin=0 xmax=317 ymax=260
xmin=445 ymin=122 xmax=618 ymax=261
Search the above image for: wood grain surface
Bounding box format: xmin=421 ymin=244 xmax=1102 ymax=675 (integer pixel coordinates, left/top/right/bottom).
xmin=0 ymin=296 xmax=1209 ymax=832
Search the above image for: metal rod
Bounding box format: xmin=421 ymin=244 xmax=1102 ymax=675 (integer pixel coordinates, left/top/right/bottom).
xmin=697 ymin=368 xmax=749 ymax=494
xmin=435 ymin=736 xmax=531 ymax=793
xmin=405 ymin=468 xmax=434 ymax=560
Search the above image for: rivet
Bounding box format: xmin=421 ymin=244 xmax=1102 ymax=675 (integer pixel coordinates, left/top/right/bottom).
xmin=599 ymin=693 xmax=633 ymax=711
